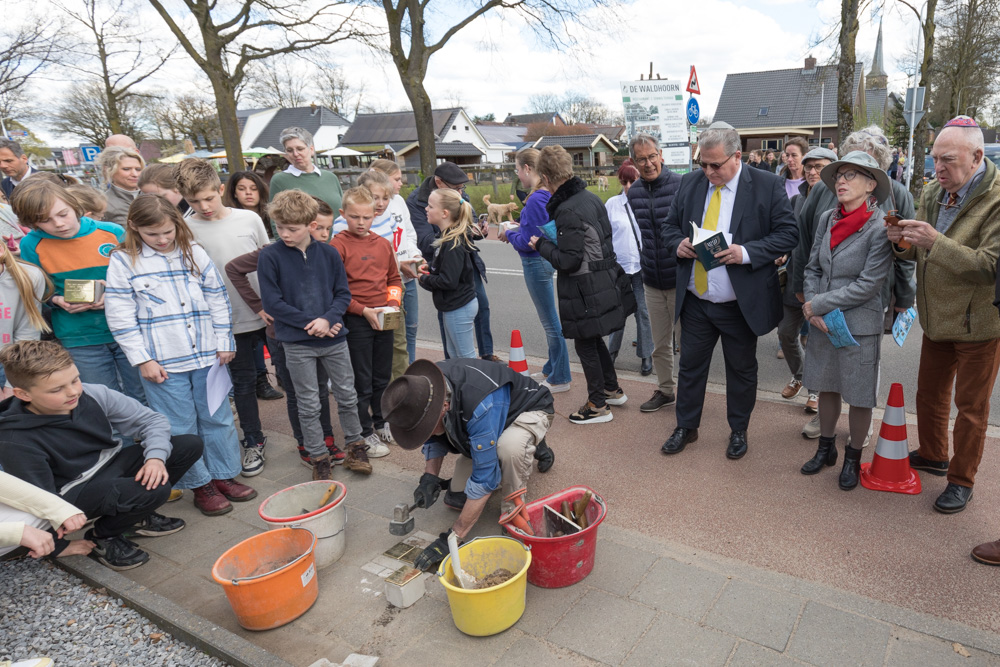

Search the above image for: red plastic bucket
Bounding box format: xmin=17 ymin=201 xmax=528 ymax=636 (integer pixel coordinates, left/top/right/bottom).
xmin=508 ymin=486 xmax=606 ymax=588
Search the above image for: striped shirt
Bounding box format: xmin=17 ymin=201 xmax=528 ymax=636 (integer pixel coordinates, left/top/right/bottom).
xmin=104 ymin=243 xmax=235 ymax=372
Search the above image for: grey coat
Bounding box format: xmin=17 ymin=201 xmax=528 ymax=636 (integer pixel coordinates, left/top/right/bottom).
xmin=803 ymin=206 xmax=893 ymax=336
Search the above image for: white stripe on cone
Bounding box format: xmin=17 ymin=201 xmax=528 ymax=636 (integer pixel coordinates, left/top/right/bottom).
xmin=882 ymin=403 xmax=906 ymax=427
xmin=873 ymin=436 xmax=909 ymax=460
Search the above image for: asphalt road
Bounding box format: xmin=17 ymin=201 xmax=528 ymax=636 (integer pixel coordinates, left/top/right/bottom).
xmin=413 ymin=238 xmax=1000 ymax=424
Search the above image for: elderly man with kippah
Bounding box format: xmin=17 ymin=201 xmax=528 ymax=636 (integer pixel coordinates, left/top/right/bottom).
xmin=381 ymin=358 xmax=555 ymax=571
xmin=886 ymin=116 xmax=1000 ymax=520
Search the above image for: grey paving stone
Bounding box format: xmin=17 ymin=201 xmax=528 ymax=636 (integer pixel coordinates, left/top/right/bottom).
xmin=585 ymin=539 xmax=658 ymax=597
xmin=623 ymin=613 xmax=736 ymax=667
xmin=391 ymin=622 xmax=519 ymax=666
xmin=515 ymin=580 xmax=588 ymax=637
xmin=547 ymin=589 xmax=656 ymax=664
xmin=785 ymin=602 xmax=890 ymax=666
xmin=630 ymin=557 xmax=728 ymax=620
xmin=886 ymin=628 xmax=1000 ymax=667
xmin=142 ymin=515 xmax=259 ymax=565
xmin=728 ymin=642 xmax=806 ymax=666
xmin=704 ymin=580 xmax=804 ymax=651
xmin=495 ymin=636 xmax=602 ymax=666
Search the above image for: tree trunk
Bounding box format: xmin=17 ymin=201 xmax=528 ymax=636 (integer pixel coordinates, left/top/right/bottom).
xmin=208 ymin=72 xmax=242 ymax=167
xmin=910 ymin=0 xmax=938 ymax=202
xmin=837 ymin=0 xmax=860 ymax=146
xmin=401 ymin=75 xmax=437 ymax=178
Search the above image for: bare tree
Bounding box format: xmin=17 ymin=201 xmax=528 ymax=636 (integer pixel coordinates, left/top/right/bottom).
xmin=526 ymin=93 xmax=563 ymax=115
xmin=562 ymin=93 xmax=616 ymax=125
xmin=50 ymin=81 xmax=153 ymax=146
xmin=899 ymin=0 xmax=938 ymax=200
xmin=836 ymin=0 xmax=863 ymax=144
xmin=57 ymin=0 xmax=173 ymax=139
xmin=243 ymin=56 xmax=311 ymax=109
xmin=0 ymin=14 xmax=61 ymax=120
xmin=381 ymin=0 xmax=610 ymax=177
xmin=927 ymin=0 xmax=1000 ymax=122
xmin=147 ymin=0 xmax=377 ymax=166
xmin=312 ymin=64 xmax=368 ymax=119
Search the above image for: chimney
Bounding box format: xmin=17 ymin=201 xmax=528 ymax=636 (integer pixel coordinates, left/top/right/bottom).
xmin=804 ymin=56 xmax=817 ymax=71
xmin=310 ymin=103 xmax=317 ymax=114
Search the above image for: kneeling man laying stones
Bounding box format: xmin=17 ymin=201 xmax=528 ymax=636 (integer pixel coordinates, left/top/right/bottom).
xmin=382 ymin=358 xmax=555 ymax=571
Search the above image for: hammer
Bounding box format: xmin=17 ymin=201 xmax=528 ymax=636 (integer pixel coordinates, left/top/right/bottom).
xmin=389 ymin=502 xmax=419 ymax=536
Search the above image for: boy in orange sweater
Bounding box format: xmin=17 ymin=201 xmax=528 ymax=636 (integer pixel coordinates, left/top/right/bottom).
xmin=331 ymin=187 xmax=402 ymax=457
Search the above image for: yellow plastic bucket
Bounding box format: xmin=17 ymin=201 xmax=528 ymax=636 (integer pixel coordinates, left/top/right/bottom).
xmin=437 ymin=535 xmax=532 ymax=636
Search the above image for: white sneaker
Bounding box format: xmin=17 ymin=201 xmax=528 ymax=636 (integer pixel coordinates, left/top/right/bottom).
xmin=848 ymin=422 xmax=874 ymax=448
xmin=530 ymin=372 xmax=547 ymax=382
xmin=802 ymin=415 xmax=821 ymax=439
xmin=540 ymin=380 xmax=571 ymax=393
xmin=377 ymin=423 xmax=396 ymax=445
xmin=241 ymin=444 xmax=265 ymax=477
xmin=364 ymin=432 xmax=390 ymax=458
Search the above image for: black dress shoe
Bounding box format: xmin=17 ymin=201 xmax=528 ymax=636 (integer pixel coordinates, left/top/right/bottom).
xmin=726 ymin=431 xmax=748 ymax=459
xmin=801 ymin=435 xmax=838 ymax=475
xmin=934 ymin=482 xmax=973 ymax=514
xmin=909 ymin=451 xmax=949 ymax=476
xmin=661 ymin=427 xmax=698 ymax=455
xmin=640 ymin=357 xmax=653 ymax=376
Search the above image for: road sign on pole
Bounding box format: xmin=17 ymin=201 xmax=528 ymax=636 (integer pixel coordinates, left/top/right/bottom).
xmin=686 ymin=98 xmax=700 ymax=125
xmin=80 ymin=145 xmax=101 ymax=163
xmin=686 ymin=66 xmax=700 ymax=95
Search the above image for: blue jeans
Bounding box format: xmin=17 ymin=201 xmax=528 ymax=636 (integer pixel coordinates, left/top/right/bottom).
xmin=520 ymin=256 xmax=571 ymax=384
xmin=473 ymin=270 xmax=494 ymax=357
xmin=141 ymin=365 xmax=242 ymax=489
xmin=608 ymin=273 xmax=653 ymax=360
xmin=442 ymin=299 xmax=480 ymax=359
xmin=404 ymin=279 xmax=419 ymax=363
xmin=68 ymin=342 xmax=147 ymax=404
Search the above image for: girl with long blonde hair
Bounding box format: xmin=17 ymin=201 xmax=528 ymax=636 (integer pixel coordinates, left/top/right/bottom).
xmin=418 ymin=188 xmax=478 ymax=358
xmin=0 ymin=242 xmax=53 ymax=395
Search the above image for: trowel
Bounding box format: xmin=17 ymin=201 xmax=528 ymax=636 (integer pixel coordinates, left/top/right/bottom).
xmin=447 ymin=532 xmax=477 ymax=589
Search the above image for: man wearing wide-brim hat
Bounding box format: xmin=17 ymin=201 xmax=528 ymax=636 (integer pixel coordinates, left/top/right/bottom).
xmin=885 ymin=116 xmax=1000 ymax=525
xmin=382 ymin=358 xmax=555 ymax=571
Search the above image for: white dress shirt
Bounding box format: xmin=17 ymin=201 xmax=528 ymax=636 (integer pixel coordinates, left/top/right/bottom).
xmin=687 ymin=164 xmax=752 ymax=303
xmin=605 ymin=193 xmax=641 ymax=274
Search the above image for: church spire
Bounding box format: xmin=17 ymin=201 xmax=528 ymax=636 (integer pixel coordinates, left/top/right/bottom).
xmin=867 ymin=19 xmax=888 ymax=88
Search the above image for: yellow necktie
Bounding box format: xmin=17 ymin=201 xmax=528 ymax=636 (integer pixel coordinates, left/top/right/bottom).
xmin=695 ymin=186 xmax=722 ymax=294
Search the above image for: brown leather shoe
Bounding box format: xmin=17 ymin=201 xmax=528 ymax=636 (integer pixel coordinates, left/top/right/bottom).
xmin=781 ymin=379 xmax=803 ymax=399
xmin=213 ymin=478 xmax=258 ymax=502
xmin=193 ymin=483 xmax=232 ymax=516
xmin=343 ymin=441 xmax=372 ymax=475
xmin=312 ymin=454 xmax=333 ymax=481
xmin=972 ymin=539 xmax=1000 ymax=566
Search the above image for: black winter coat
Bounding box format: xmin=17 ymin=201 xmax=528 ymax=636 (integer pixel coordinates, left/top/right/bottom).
xmin=406 ymin=176 xmax=488 ymax=279
xmin=626 ymin=169 xmax=682 ymax=290
xmin=535 ymin=177 xmax=625 ymax=340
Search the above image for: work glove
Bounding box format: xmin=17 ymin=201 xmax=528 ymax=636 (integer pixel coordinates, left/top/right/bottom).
xmin=414 ymin=530 xmax=453 ymax=572
xmin=413 ymin=472 xmax=445 ymax=509
xmin=534 ymin=438 xmax=555 ymax=473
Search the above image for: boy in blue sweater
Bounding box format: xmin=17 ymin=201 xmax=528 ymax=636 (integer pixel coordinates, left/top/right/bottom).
xmin=257 ymin=190 xmax=367 ymax=480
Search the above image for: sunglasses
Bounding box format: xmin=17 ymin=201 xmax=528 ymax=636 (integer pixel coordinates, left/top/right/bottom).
xmin=698 ymin=153 xmax=736 ymax=171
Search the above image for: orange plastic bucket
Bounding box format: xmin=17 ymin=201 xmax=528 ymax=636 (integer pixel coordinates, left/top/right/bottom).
xmin=211 ymin=527 xmax=318 ymax=631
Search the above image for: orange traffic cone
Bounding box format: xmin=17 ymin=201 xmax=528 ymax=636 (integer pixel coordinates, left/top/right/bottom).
xmin=860 ymin=383 xmax=921 ymax=494
xmin=508 ymin=330 xmax=528 ymax=375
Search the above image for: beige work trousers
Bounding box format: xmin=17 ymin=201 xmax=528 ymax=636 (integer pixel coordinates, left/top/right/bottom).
xmin=450 ymin=410 xmax=554 ymax=513
xmin=645 ymin=285 xmax=679 ymax=394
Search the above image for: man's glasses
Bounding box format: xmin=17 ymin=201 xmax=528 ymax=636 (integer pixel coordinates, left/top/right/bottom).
xmin=698 ymin=153 xmax=735 ymax=171
xmin=803 ymin=163 xmax=825 ymax=173
xmin=633 ymin=154 xmax=660 ymax=166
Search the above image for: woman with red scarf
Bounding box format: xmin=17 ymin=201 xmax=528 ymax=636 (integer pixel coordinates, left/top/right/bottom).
xmin=800 ymin=151 xmax=893 ymax=490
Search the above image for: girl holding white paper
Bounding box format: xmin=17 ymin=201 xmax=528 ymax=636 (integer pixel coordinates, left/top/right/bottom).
xmin=105 ymin=193 xmax=254 ymax=517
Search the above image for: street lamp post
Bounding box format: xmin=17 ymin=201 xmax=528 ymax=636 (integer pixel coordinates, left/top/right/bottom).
xmin=957 ymin=85 xmax=983 ymax=116
xmin=905 ymin=1 xmax=928 ymax=190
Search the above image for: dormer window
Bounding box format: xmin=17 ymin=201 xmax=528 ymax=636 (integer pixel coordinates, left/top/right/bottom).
xmin=758 ymin=107 xmax=769 ymax=116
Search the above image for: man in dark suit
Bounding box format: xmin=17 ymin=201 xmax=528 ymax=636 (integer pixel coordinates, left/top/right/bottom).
xmin=660 ymin=122 xmax=799 ymax=459
xmin=0 ymin=139 xmax=36 ymax=200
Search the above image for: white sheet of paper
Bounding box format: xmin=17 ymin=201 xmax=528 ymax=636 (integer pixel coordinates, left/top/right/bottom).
xmin=206 ymin=358 xmax=233 ymax=415
xmin=692 ymin=224 xmax=732 ymax=245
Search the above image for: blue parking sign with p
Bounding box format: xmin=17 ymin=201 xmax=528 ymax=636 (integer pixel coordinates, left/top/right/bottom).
xmin=81 ymin=145 xmax=101 ymax=163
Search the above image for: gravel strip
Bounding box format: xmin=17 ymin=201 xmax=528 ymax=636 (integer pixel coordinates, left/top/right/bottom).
xmin=1 ymin=557 xmax=228 ymax=666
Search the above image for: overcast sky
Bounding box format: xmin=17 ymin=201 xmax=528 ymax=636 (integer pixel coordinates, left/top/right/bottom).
xmin=16 ymin=0 xmax=927 ymax=145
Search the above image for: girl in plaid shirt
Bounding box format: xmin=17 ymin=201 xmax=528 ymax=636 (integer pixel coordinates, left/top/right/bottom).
xmin=104 ymin=194 xmax=256 ymax=517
